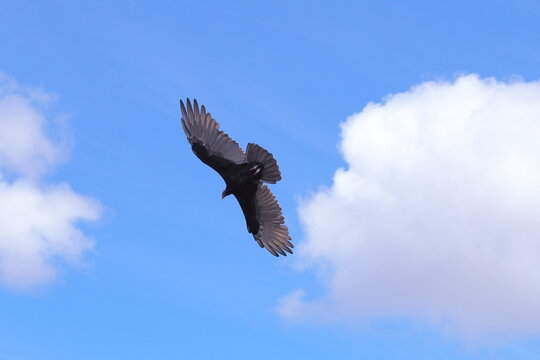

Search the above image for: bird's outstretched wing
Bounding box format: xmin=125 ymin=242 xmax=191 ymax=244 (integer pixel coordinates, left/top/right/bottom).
xmin=253 ymin=184 xmax=293 ymax=256
xmin=180 ymin=99 xmax=245 ymax=172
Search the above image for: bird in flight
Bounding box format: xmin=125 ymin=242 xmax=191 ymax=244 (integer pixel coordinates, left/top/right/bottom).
xmin=180 ymin=99 xmax=293 ymax=256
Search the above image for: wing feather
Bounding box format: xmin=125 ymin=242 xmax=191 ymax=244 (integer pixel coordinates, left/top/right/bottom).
xmin=180 ymin=99 xmax=245 ymax=164
xmin=253 ymin=184 xmax=293 ymax=256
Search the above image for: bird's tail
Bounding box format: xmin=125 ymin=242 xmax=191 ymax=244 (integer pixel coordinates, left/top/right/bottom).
xmin=246 ymin=143 xmax=282 ymax=184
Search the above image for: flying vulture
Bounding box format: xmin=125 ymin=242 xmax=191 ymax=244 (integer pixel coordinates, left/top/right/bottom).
xmin=180 ymin=99 xmax=293 ymax=256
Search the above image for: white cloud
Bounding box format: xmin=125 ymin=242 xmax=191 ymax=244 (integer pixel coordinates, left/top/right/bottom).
xmin=0 ymin=74 xmax=101 ymax=292
xmin=0 ymin=73 xmax=63 ymax=178
xmin=281 ymin=74 xmax=540 ymax=338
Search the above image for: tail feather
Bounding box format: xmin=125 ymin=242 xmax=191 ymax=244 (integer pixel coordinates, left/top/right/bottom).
xmin=246 ymin=143 xmax=281 ymax=184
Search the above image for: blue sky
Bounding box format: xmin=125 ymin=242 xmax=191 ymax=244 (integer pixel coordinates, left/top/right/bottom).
xmin=1 ymin=1 xmax=540 ymax=359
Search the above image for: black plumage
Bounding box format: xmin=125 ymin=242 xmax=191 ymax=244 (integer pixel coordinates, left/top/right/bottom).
xmin=180 ymin=98 xmax=293 ymax=256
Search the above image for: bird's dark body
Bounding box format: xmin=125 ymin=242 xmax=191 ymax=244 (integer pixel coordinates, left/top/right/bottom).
xmin=192 ymin=141 xmax=262 ymax=234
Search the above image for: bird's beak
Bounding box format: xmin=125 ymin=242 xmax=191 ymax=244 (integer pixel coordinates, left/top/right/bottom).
xmin=221 ymin=191 xmax=226 ymax=200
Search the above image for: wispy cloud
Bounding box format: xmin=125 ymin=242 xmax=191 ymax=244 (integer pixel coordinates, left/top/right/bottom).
xmin=0 ymin=74 xmax=101 ymax=292
xmin=281 ymin=74 xmax=540 ymax=339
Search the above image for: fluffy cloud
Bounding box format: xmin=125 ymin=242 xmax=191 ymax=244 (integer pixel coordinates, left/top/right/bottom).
xmin=281 ymin=74 xmax=540 ymax=338
xmin=0 ymin=74 xmax=101 ymax=292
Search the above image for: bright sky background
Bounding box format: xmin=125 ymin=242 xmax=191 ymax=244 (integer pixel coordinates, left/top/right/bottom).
xmin=1 ymin=1 xmax=540 ymax=359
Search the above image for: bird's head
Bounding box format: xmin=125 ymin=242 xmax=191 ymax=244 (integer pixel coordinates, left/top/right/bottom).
xmin=222 ymin=188 xmax=232 ymax=199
